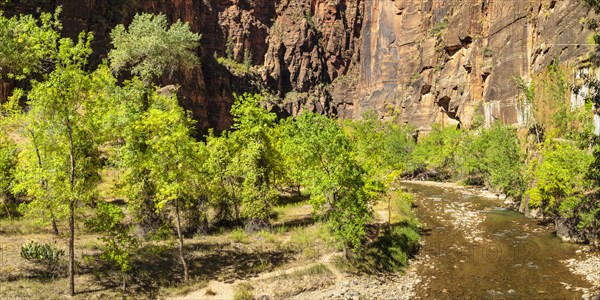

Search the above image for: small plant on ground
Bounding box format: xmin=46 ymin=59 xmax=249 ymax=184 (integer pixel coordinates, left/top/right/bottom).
xmin=85 ymin=202 xmax=139 ymax=297
xmin=233 ymin=282 xmax=254 ymax=300
xmin=230 ymin=228 xmax=250 ymax=244
xmin=20 ymin=241 xmax=65 ymax=277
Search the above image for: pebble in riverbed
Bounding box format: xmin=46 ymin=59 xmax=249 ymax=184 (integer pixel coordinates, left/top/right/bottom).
xmin=291 ymin=260 xmax=425 ymax=300
xmin=443 ymin=201 xmax=485 ymax=243
xmin=563 ymin=254 xmax=600 ymax=296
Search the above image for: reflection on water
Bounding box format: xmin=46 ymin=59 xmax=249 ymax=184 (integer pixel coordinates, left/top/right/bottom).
xmin=404 ymin=183 xmax=592 ymax=300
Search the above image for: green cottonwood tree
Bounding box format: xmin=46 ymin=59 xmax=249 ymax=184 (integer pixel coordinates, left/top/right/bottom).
xmin=108 ymin=13 xmax=202 ymax=237
xmin=108 ymin=13 xmax=201 ymax=84
xmin=228 ymin=93 xmax=279 ymax=229
xmin=17 ymin=32 xmax=108 ymax=296
xmin=121 ymin=90 xmax=202 ymax=282
xmin=202 ymin=94 xmax=282 ymax=229
xmin=0 ymin=8 xmax=61 ymax=80
xmin=282 ymin=113 xmax=374 ymax=255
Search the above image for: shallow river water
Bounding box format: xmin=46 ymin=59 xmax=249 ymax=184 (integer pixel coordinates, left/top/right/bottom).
xmin=404 ymin=182 xmax=597 ymax=300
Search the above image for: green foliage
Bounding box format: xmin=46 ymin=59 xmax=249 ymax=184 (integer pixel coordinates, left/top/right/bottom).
xmin=216 ymin=56 xmax=254 ymax=75
xmin=115 ymin=84 xmax=201 ymax=280
xmin=86 ymin=202 xmax=138 ymax=273
xmin=136 ymin=92 xmax=202 ymax=211
xmin=243 ymin=49 xmax=252 ymax=68
xmin=226 ymin=33 xmax=234 ymax=59
xmin=15 ymin=32 xmax=103 ymax=228
xmin=233 ymin=282 xmax=254 ymax=300
xmin=109 ymin=13 xmax=201 ymax=84
xmin=527 ymin=140 xmax=593 ymax=218
xmin=364 ymin=224 xmax=420 ymax=271
xmin=409 ymin=124 xmax=463 ymax=179
xmin=584 ymin=0 xmax=600 ymax=13
xmin=282 ymin=112 xmax=373 ymax=252
xmin=546 ymin=60 xmax=571 ymax=135
xmin=0 ymin=131 xmax=17 ymax=199
xmin=513 ymin=76 xmax=536 ymax=128
xmin=21 ymin=240 xmax=65 ymax=263
xmin=344 ymin=112 xmax=416 ymax=178
xmin=0 ymin=7 xmax=61 ymax=80
xmin=460 ymin=124 xmax=525 ymax=197
xmin=204 ymin=93 xmax=279 ymax=229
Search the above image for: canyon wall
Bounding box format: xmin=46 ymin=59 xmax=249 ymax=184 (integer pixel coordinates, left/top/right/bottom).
xmin=352 ymin=0 xmax=597 ymax=132
xmin=2 ymin=0 xmax=599 ymax=132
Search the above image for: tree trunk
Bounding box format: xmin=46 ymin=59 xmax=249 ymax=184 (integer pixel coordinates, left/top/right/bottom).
xmin=68 ymin=200 xmax=75 ymax=296
xmin=122 ymin=272 xmax=126 ymax=300
xmin=175 ymin=198 xmax=189 ymax=281
xmin=50 ymin=208 xmax=59 ymax=236
xmin=388 ymin=195 xmax=392 ymax=230
xmin=67 ymin=124 xmax=76 ymax=296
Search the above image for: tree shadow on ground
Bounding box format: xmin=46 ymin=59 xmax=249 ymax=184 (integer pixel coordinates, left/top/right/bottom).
xmin=82 ymin=239 xmax=295 ymax=298
xmin=273 ymin=215 xmax=315 ymax=229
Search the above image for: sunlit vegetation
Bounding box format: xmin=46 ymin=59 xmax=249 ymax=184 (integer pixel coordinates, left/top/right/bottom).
xmin=0 ymin=9 xmax=420 ymax=299
xmin=2 ymin=4 xmax=600 ymax=299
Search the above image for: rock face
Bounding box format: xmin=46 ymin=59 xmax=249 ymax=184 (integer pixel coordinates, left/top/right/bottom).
xmin=353 ymin=0 xmax=596 ymax=131
xmin=2 ymin=0 xmax=599 ymax=133
xmin=263 ymin=0 xmax=362 ymax=94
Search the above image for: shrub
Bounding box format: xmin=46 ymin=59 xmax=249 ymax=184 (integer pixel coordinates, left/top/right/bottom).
xmin=527 ymin=140 xmax=593 ymax=217
xmin=233 ymin=282 xmax=254 ymax=300
xmin=21 ymin=241 xmax=65 ymax=263
xmin=409 ymin=124 xmax=463 ymax=179
xmin=353 ymin=224 xmax=420 ymax=272
xmin=21 ymin=241 xmax=65 ymax=277
xmin=230 ymin=228 xmax=250 ymax=244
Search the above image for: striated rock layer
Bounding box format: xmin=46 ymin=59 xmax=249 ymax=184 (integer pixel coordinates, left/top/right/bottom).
xmin=354 ymin=0 xmax=596 ymax=131
xmin=2 ymin=0 xmax=599 ymax=133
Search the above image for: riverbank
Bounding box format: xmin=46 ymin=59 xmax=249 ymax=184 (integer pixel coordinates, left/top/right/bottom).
xmin=402 ymin=180 xmax=508 ymax=200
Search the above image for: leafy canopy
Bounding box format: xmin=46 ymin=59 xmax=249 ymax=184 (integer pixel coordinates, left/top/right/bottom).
xmin=109 ymin=13 xmax=201 ymax=84
xmin=0 ymin=7 xmax=61 ymax=80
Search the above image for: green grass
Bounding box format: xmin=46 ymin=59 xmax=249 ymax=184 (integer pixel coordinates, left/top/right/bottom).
xmin=291 ymin=263 xmax=331 ymax=277
xmin=257 ymin=230 xmax=278 ymax=244
xmin=233 ymin=282 xmax=254 ymax=300
xmin=287 ymin=224 xmax=336 ymax=259
xmin=229 ymin=228 xmax=250 ymax=244
xmin=0 ymin=217 xmax=50 ymax=235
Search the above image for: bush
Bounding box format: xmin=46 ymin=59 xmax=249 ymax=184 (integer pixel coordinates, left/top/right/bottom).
xmin=21 ymin=241 xmax=65 ymax=277
xmin=21 ymin=241 xmax=65 ymax=263
xmin=408 ymin=124 xmax=463 ymax=179
xmin=460 ymin=124 xmax=525 ymax=197
xmin=233 ymin=282 xmax=254 ymax=300
xmin=353 ymin=224 xmax=420 ymax=272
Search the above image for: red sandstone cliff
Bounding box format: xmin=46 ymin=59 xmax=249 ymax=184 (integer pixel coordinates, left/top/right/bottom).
xmin=3 ymin=0 xmax=599 ymax=133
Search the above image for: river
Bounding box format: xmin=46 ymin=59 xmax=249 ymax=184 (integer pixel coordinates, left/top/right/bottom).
xmin=404 ymin=182 xmax=598 ymax=300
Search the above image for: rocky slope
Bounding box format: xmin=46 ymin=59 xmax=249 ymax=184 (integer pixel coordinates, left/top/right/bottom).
xmin=2 ymin=0 xmax=599 ymax=133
